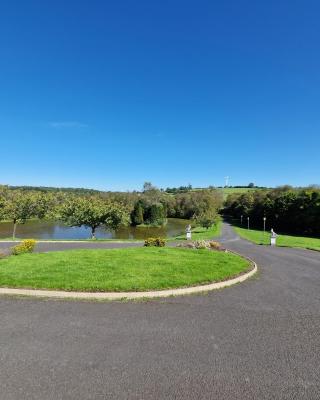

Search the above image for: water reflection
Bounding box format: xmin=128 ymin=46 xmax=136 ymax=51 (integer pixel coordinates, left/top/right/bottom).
xmin=0 ymin=218 xmax=190 ymax=240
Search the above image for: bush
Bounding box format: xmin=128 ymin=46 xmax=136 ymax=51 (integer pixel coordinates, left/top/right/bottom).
xmin=208 ymin=241 xmax=221 ymax=250
xmin=178 ymin=240 xmax=210 ymax=249
xmin=131 ymin=200 xmax=144 ymax=226
xmin=11 ymin=239 xmax=36 ymax=255
xmin=177 ymin=240 xmax=225 ymax=251
xmin=144 ymin=203 xmax=166 ymax=226
xmin=193 ymin=240 xmax=209 ymax=249
xmin=144 ymin=237 xmax=166 ymax=247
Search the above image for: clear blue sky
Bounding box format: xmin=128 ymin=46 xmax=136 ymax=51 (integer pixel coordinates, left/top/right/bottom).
xmin=0 ymin=1 xmax=319 ymax=191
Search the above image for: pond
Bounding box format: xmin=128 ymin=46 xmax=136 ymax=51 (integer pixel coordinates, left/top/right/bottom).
xmin=0 ymin=218 xmax=191 ymax=240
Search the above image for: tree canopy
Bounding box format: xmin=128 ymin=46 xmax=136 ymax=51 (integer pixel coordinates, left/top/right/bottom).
xmin=59 ymin=196 xmax=129 ymax=239
xmin=224 ymin=187 xmax=320 ymax=236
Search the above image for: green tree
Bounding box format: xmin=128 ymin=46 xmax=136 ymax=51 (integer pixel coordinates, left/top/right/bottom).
xmin=131 ymin=200 xmax=144 ymax=226
xmin=3 ymin=191 xmax=37 ymax=239
xmin=223 ymin=187 xmax=320 ymax=236
xmin=0 ymin=186 xmax=8 ymax=221
xmin=194 ymin=212 xmax=216 ymax=229
xmin=142 ymin=182 xmax=162 ymax=203
xmin=60 ymin=196 xmax=129 ymax=239
xmin=33 ymin=192 xmax=56 ymax=219
xmin=144 ymin=203 xmax=166 ymax=226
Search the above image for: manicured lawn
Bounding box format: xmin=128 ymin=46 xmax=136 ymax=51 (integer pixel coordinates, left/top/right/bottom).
xmin=234 ymin=226 xmax=320 ymax=251
xmin=174 ymin=220 xmax=221 ymax=241
xmin=0 ymin=247 xmax=250 ymax=292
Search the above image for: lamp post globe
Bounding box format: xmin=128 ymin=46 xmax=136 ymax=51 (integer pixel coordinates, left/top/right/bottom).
xmin=263 ymin=217 xmax=266 ymax=243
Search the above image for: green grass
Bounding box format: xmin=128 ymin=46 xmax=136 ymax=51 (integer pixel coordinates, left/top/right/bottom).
xmin=0 ymin=247 xmax=250 ymax=292
xmin=220 ymin=187 xmax=265 ymax=200
xmin=234 ymin=226 xmax=320 ymax=251
xmin=0 ymin=237 xmax=141 ymax=242
xmin=173 ymin=220 xmax=222 ymax=241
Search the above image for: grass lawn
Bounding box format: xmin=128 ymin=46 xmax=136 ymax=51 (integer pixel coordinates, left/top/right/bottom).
xmin=173 ymin=220 xmax=221 ymax=241
xmin=234 ymin=226 xmax=320 ymax=251
xmin=0 ymin=238 xmax=141 ymax=242
xmin=220 ymin=187 xmax=265 ymax=200
xmin=0 ymin=247 xmax=250 ymax=292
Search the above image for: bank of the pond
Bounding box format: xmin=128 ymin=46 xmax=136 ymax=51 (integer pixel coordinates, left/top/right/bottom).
xmin=0 ymin=247 xmax=250 ymax=292
xmin=173 ymin=220 xmax=221 ymax=241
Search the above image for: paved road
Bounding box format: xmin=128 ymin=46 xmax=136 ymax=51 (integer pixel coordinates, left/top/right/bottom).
xmin=0 ymin=222 xmax=319 ymax=399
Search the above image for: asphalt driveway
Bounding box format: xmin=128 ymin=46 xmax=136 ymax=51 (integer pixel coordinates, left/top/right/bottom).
xmin=0 ymin=222 xmax=319 ymax=399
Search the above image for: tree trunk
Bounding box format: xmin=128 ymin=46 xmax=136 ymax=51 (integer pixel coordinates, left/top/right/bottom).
xmin=91 ymin=226 xmax=96 ymax=240
xmin=12 ymin=220 xmax=17 ymax=240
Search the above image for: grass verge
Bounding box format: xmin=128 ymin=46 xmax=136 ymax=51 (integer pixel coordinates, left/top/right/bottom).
xmin=234 ymin=226 xmax=320 ymax=251
xmin=0 ymin=247 xmax=249 ymax=292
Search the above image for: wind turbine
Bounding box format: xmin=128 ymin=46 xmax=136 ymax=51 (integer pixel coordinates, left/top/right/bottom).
xmin=224 ymin=176 xmax=229 ymax=187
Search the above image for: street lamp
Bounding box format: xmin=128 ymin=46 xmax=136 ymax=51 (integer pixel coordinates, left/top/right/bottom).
xmin=262 ymin=216 xmax=266 ymax=244
xmin=247 ymin=216 xmax=250 ymax=230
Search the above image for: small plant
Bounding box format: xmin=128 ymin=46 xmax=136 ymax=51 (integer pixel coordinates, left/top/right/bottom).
xmin=208 ymin=241 xmax=221 ymax=250
xmin=144 ymin=237 xmax=155 ymax=247
xmin=11 ymin=239 xmax=36 ymax=255
xmin=193 ymin=240 xmax=209 ymax=249
xmin=144 ymin=237 xmax=166 ymax=247
xmin=177 ymin=240 xmax=209 ymax=249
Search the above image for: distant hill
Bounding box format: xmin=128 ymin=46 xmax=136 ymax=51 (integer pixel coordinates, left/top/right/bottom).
xmin=4 ymin=185 xmax=103 ymax=195
xmin=220 ymin=187 xmax=268 ymax=200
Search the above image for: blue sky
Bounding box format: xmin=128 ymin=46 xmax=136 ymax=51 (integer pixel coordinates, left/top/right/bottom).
xmin=0 ymin=0 xmax=319 ymax=191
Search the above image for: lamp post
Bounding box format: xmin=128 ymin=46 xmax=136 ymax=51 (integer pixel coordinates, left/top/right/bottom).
xmin=262 ymin=216 xmax=266 ymax=244
xmin=241 ymin=215 xmax=243 ymax=225
xmin=247 ymin=216 xmax=250 ymax=230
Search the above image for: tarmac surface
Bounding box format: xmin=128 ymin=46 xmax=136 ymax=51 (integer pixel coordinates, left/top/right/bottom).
xmin=0 ymin=222 xmax=319 ymax=399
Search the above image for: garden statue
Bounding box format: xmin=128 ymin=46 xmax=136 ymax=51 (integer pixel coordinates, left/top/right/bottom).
xmin=186 ymin=224 xmax=192 ymax=240
xmin=270 ymin=228 xmax=277 ymax=246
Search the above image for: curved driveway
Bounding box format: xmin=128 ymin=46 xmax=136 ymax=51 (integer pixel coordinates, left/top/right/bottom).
xmin=0 ymin=222 xmax=319 ymax=399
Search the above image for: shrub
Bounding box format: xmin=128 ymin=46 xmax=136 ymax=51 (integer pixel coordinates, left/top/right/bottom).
xmin=131 ymin=200 xmax=145 ymax=226
xmin=177 ymin=240 xmax=209 ymax=249
xmin=144 ymin=203 xmax=166 ymax=226
xmin=208 ymin=241 xmax=221 ymax=250
xmin=193 ymin=212 xmax=216 ymax=229
xmin=144 ymin=237 xmax=166 ymax=247
xmin=193 ymin=240 xmax=209 ymax=249
xmin=144 ymin=237 xmax=155 ymax=247
xmin=176 ymin=240 xmax=223 ymax=250
xmin=11 ymin=239 xmax=36 ymax=255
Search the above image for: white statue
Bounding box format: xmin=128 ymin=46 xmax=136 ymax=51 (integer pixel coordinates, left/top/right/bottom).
xmin=186 ymin=224 xmax=192 ymax=240
xmin=270 ymin=228 xmax=277 ymax=246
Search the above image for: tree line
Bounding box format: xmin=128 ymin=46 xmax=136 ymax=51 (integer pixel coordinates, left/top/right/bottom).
xmin=130 ymin=182 xmax=223 ymax=228
xmin=0 ymin=183 xmax=223 ymax=239
xmin=224 ymin=186 xmax=320 ymax=236
xmin=0 ymin=186 xmax=130 ymax=239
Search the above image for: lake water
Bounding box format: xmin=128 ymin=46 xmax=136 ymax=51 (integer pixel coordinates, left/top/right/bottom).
xmin=0 ymin=218 xmax=190 ymax=240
